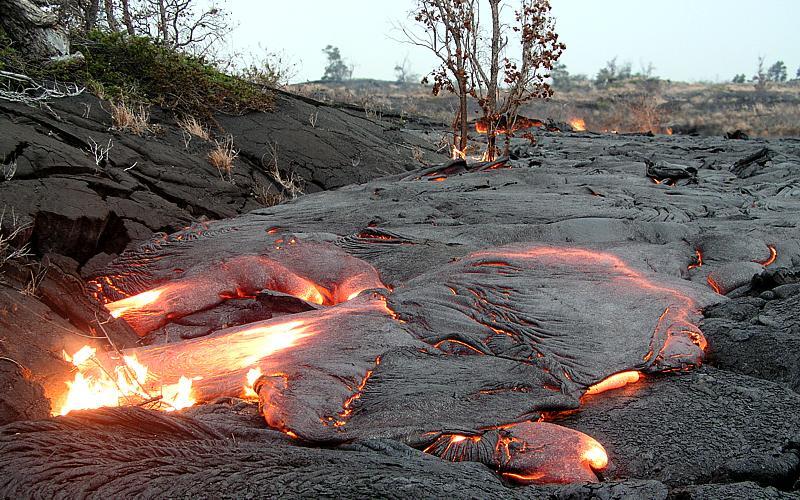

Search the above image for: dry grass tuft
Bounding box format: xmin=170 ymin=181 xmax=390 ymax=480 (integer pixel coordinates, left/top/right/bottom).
xmin=110 ymin=100 xmax=152 ymax=135
xmin=253 ymin=183 xmax=286 ymax=207
xmin=178 ymin=115 xmax=211 ymax=142
xmin=208 ymin=136 xmax=238 ymax=182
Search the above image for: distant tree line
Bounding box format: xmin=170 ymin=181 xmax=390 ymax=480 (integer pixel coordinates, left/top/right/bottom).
xmin=549 ymin=58 xmax=660 ymax=92
xmin=733 ymin=58 xmax=797 ymax=85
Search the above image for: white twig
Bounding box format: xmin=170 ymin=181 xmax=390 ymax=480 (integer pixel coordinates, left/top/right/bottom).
xmin=2 ymin=161 xmax=16 ymax=181
xmin=0 ymin=70 xmax=84 ymax=108
xmin=87 ymin=137 xmax=113 ymax=172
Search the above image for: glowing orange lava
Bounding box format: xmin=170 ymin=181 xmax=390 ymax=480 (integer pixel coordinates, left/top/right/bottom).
xmin=57 ymin=317 xmax=314 ymax=415
xmin=756 ymin=245 xmax=777 ymax=267
xmin=243 ymin=367 xmax=263 ymax=399
xmin=105 ymin=289 xmax=164 ymax=318
xmin=585 ymin=371 xmax=641 ymax=395
xmin=470 ymin=246 xmax=707 ymax=368
xmin=687 ymin=249 xmax=704 ymax=270
xmin=569 ymin=118 xmax=586 ymax=132
xmin=476 ymin=422 xmax=610 ymax=484
xmin=332 ymin=356 xmax=381 ymax=427
xmin=707 ymin=276 xmax=722 ymax=295
xmin=582 ymin=443 xmax=609 ymax=470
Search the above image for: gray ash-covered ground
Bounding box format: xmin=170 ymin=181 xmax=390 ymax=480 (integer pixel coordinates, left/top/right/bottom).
xmin=1 ymin=98 xmax=799 ymax=498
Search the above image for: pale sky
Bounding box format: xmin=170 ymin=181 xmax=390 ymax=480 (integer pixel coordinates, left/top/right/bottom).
xmin=221 ymin=0 xmax=799 ymax=84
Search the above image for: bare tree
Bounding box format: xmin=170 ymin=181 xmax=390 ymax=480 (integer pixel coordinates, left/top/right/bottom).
xmin=42 ymin=0 xmax=230 ymax=55
xmin=394 ymin=55 xmax=419 ymax=83
xmin=129 ymin=0 xmax=231 ymax=55
xmin=471 ymin=0 xmax=564 ymax=158
xmin=405 ymin=0 xmax=564 ymax=160
xmin=403 ymin=0 xmax=476 ymax=155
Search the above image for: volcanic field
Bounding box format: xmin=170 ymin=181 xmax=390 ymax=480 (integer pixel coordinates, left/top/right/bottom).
xmin=1 ymin=92 xmax=799 ymax=499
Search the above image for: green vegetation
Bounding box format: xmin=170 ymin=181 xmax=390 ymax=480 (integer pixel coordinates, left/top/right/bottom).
xmin=0 ymin=29 xmax=273 ymax=118
xmin=0 ymin=27 xmax=26 ymax=72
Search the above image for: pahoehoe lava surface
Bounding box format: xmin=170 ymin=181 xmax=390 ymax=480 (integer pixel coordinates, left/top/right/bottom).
xmin=2 ymin=130 xmax=800 ymax=497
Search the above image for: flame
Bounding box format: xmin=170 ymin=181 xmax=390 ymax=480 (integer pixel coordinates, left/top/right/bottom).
xmin=666 ymin=127 xmax=674 ymax=136
xmin=476 ymin=116 xmax=544 ymax=135
xmin=63 ymin=345 xmax=96 ymax=366
xmin=163 ymin=376 xmax=196 ymax=411
xmin=57 ymin=317 xmax=310 ymax=415
xmin=243 ymin=367 xmax=263 ymax=399
xmin=106 ymin=289 xmax=164 ymax=318
xmin=451 ymin=145 xmax=467 ymax=160
xmin=59 ymin=347 xmax=151 ymax=415
xmin=585 ymin=371 xmax=641 ymax=395
xmin=569 ymin=118 xmax=586 ymax=132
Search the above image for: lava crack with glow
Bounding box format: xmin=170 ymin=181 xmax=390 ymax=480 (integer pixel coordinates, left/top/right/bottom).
xmin=61 ymin=240 xmax=711 ymax=485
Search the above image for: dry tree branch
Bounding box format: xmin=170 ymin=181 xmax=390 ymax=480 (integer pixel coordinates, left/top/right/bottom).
xmin=0 ymin=70 xmax=85 ymax=108
xmin=262 ymin=142 xmax=303 ymax=199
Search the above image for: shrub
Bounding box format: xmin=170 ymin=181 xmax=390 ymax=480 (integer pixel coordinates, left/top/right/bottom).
xmin=71 ymin=31 xmax=274 ymax=118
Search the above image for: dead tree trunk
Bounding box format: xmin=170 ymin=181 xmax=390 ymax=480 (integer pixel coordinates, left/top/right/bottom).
xmin=121 ymin=0 xmax=136 ymax=35
xmin=0 ymin=0 xmax=70 ymax=60
xmin=104 ymin=0 xmax=120 ymax=31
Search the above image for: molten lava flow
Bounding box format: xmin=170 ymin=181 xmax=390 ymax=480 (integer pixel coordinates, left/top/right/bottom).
xmin=434 ymin=339 xmax=484 ymax=355
xmin=105 ymin=289 xmax=164 ymax=318
xmin=243 ymin=367 xmax=263 ymax=399
xmin=499 ymin=422 xmax=609 ymax=484
xmin=469 ymin=245 xmax=707 ymax=372
xmin=687 ymin=249 xmax=704 ymax=270
xmin=57 ymin=316 xmax=314 ymax=415
xmin=425 ymin=422 xmax=609 ymax=484
xmin=101 ymin=255 xmax=384 ymax=335
xmin=581 ymin=443 xmax=609 ymax=470
xmin=569 ymin=118 xmax=586 ymax=132
xmin=585 ymin=371 xmax=641 ymax=395
xmin=756 ymin=245 xmax=777 ymax=267
xmin=707 ymin=276 xmax=723 ymax=295
xmin=651 ymin=177 xmax=674 ymax=186
xmin=329 ymin=356 xmax=381 ymax=428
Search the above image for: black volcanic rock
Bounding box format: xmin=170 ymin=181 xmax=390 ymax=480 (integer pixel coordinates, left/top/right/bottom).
xmin=0 ymin=93 xmax=440 ymax=268
xmin=1 ymin=124 xmax=799 ymax=496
